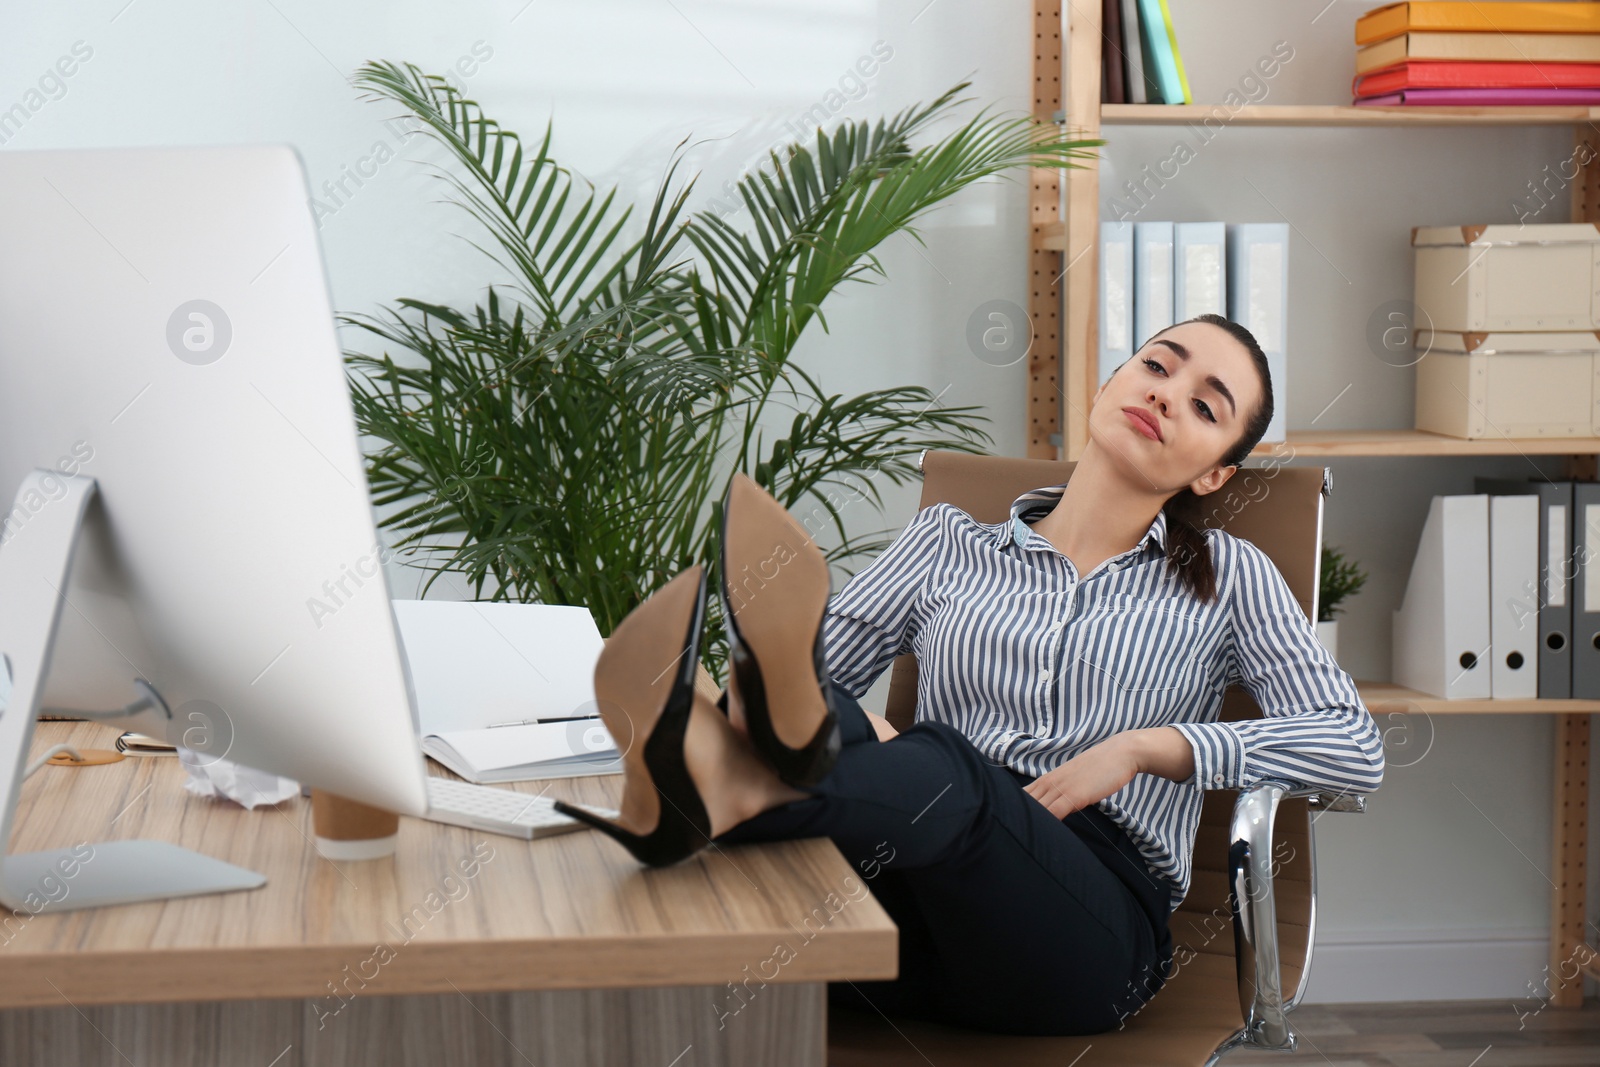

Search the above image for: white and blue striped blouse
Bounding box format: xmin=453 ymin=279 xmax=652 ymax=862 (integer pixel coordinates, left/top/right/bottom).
xmin=821 ymin=480 xmax=1386 ymax=915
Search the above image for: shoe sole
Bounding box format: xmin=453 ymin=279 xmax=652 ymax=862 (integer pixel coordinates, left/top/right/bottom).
xmin=590 ymin=565 xmax=705 ymax=840
xmin=722 ymin=474 xmax=832 ymax=753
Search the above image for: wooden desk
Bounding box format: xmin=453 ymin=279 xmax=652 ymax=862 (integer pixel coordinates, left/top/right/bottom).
xmin=0 ymin=722 xmax=897 ymax=1066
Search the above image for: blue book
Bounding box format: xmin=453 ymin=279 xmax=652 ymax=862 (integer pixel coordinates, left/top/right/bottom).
xmin=1135 ymin=0 xmax=1184 ymax=105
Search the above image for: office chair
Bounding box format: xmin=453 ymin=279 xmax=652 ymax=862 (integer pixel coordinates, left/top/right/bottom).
xmin=825 ymin=449 xmax=1371 ymax=1067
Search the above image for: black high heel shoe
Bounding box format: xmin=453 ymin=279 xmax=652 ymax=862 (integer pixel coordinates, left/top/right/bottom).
xmin=552 ymin=567 xmax=714 ymax=867
xmin=718 ymin=472 xmax=842 ymax=787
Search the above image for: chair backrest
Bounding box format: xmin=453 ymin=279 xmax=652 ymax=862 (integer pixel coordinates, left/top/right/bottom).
xmin=882 ymin=450 xmax=1326 ymax=729
xmin=882 ymin=449 xmax=1325 ymax=1005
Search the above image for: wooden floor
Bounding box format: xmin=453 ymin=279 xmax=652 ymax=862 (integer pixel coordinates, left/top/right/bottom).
xmin=1223 ymin=997 xmax=1600 ymax=1066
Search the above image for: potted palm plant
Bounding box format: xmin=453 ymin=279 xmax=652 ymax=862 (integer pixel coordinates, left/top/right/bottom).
xmin=342 ymin=60 xmax=1105 ymax=679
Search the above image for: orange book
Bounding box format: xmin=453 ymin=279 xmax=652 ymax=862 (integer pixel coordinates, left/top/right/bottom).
xmin=1356 ymin=31 xmax=1600 ymax=75
xmin=1358 ymin=2 xmax=1600 ymax=46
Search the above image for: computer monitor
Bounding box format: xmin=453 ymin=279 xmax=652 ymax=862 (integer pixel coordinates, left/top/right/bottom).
xmin=0 ymin=144 xmax=433 ymax=908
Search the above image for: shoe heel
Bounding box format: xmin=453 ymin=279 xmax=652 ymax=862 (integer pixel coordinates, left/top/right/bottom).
xmin=563 ymin=566 xmax=714 ymax=867
xmin=719 ymin=473 xmax=843 ymax=787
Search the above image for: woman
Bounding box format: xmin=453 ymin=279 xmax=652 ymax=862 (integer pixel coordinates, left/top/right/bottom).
xmin=554 ymin=313 xmax=1386 ymax=1037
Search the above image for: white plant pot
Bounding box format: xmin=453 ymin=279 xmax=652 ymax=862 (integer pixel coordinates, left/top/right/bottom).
xmin=1315 ymin=619 xmax=1338 ymax=661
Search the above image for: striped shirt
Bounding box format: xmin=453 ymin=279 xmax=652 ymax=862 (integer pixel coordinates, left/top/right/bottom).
xmin=821 ymin=480 xmax=1386 ymax=915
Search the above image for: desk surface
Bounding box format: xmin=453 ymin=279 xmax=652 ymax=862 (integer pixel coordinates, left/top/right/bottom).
xmin=0 ymin=722 xmax=897 ymax=1009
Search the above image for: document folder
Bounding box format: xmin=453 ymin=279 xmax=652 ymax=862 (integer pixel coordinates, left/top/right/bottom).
xmin=1487 ymin=494 xmax=1539 ymax=698
xmin=1099 ymin=220 xmax=1134 ymax=388
xmin=1134 ymin=221 xmax=1173 ymax=353
xmin=1475 ymin=476 xmax=1573 ymax=698
xmin=1573 ymin=482 xmax=1600 ymax=698
xmin=1227 ymin=222 xmax=1288 ymax=444
xmin=1174 ymin=222 xmax=1226 ymax=321
xmin=1393 ymin=494 xmax=1492 ymax=699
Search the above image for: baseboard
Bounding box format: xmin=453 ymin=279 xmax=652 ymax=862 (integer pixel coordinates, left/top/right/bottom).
xmin=1297 ymin=926 xmax=1597 ymax=1004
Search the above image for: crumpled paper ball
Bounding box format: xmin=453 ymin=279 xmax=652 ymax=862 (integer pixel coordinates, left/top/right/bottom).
xmin=177 ymin=747 xmax=300 ymax=809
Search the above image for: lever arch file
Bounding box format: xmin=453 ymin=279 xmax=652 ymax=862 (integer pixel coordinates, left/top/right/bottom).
xmin=1134 ymin=221 xmax=1174 ymax=354
xmin=1393 ymin=494 xmax=1492 ymax=700
xmin=1474 ymin=476 xmax=1573 ymax=698
xmin=1227 ymin=222 xmax=1289 ymax=445
xmin=1099 ymin=220 xmax=1134 ymax=388
xmin=1487 ymin=493 xmax=1540 ymax=698
xmin=1573 ymin=482 xmax=1600 ymax=698
xmin=1174 ymin=222 xmax=1226 ymax=321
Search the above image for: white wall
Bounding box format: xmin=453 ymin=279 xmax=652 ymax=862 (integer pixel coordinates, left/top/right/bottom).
xmin=3 ymin=0 xmax=1589 ymax=1006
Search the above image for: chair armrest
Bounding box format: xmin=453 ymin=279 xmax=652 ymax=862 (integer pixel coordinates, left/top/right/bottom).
xmin=1229 ymin=780 xmax=1375 ymax=1051
xmin=1298 ymin=786 xmax=1367 ymax=814
xmin=1230 ymin=779 xmax=1297 ymax=1049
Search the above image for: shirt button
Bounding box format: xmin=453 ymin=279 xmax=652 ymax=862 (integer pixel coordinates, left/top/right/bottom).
xmin=1212 ymin=773 xmax=1224 ymax=785
xmin=1040 ymin=670 xmax=1053 ymax=684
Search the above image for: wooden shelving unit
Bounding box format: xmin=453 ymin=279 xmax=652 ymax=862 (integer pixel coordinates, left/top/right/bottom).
xmin=1036 ymin=0 xmax=1600 ymax=1007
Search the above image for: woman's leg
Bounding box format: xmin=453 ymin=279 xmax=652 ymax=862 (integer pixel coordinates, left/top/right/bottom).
xmin=713 ymin=691 xmax=1168 ymax=1036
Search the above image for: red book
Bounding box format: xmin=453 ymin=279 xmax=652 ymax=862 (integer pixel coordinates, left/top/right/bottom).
xmin=1354 ymin=59 xmax=1600 ymax=97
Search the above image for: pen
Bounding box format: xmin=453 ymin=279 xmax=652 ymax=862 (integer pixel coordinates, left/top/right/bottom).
xmin=486 ymin=715 xmax=600 ymax=728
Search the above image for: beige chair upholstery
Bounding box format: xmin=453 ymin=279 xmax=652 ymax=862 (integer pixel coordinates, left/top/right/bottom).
xmin=828 ymin=450 xmax=1363 ymax=1067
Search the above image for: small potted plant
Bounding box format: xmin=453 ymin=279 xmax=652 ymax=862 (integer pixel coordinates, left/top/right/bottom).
xmin=1317 ymin=544 xmax=1367 ymax=662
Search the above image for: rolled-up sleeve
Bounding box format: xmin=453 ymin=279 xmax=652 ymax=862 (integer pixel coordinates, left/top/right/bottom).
xmin=821 ymin=502 xmax=951 ymax=700
xmin=1169 ymin=536 xmax=1386 ymax=795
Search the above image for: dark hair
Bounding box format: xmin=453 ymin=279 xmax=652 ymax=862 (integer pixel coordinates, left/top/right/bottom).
xmin=1141 ymin=313 xmax=1274 ymax=604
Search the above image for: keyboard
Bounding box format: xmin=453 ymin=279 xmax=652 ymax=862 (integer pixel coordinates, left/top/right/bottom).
xmin=424 ymin=777 xmax=620 ymax=840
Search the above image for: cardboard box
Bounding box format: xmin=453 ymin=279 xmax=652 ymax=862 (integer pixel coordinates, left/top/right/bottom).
xmin=1412 ymin=223 xmax=1600 ymax=331
xmin=1414 ymin=328 xmax=1600 ymax=439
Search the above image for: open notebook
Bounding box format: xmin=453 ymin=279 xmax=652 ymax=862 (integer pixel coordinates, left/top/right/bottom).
xmin=392 ymin=600 xmax=623 ymax=782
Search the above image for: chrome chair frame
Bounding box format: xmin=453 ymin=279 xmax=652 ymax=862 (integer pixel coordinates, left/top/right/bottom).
xmin=1202 ymin=782 xmax=1369 ymax=1065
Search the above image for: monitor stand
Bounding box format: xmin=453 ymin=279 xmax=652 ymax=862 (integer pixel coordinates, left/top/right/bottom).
xmin=0 ymin=470 xmax=265 ymax=913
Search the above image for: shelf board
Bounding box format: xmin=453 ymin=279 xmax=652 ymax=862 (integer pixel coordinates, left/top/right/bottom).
xmin=1021 ymin=346 xmax=1600 ymax=454
xmin=1098 ymin=103 xmax=1600 ymax=127
xmin=1249 ymin=429 xmax=1600 ymax=457
xmin=1356 ymin=679 xmax=1600 ymax=715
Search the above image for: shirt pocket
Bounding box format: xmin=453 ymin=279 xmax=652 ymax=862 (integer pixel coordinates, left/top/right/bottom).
xmin=1071 ymin=592 xmax=1206 ymax=716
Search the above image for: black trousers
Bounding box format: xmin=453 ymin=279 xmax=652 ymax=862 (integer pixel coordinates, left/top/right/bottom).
xmin=714 ymin=689 xmax=1177 ymax=1036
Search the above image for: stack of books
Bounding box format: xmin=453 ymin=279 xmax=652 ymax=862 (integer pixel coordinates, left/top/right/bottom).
xmin=1101 ymin=0 xmax=1192 ymax=104
xmin=1354 ymin=1 xmax=1600 ymax=106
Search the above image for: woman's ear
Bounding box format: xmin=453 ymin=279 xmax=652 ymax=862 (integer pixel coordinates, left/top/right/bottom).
xmin=1189 ymin=464 xmax=1237 ymax=498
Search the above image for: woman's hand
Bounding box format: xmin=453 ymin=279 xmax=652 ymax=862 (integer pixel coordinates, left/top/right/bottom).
xmin=1022 ymin=727 xmax=1197 ymax=819
xmin=1022 ymin=734 xmax=1140 ymax=820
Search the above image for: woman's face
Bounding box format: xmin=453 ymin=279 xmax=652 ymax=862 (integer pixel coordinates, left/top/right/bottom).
xmin=1088 ymin=321 xmax=1264 ymax=498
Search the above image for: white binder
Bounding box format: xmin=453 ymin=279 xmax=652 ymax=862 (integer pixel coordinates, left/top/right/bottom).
xmin=1227 ymin=222 xmax=1289 ymax=444
xmin=1099 ymin=220 xmax=1134 ymax=387
xmin=1175 ymin=222 xmax=1226 ymax=321
xmin=1392 ymin=494 xmax=1492 ymax=700
xmin=1134 ymin=221 xmax=1173 ymax=352
xmin=1488 ymin=494 xmax=1539 ymax=698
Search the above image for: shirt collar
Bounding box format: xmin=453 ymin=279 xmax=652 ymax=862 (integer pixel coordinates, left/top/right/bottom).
xmin=996 ymin=482 xmax=1169 ymax=554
